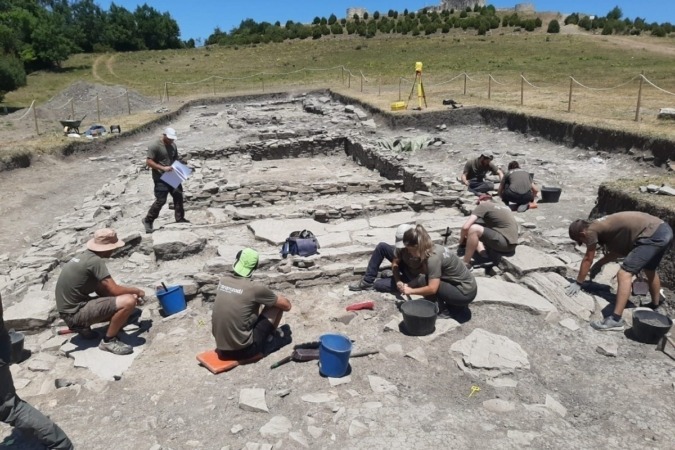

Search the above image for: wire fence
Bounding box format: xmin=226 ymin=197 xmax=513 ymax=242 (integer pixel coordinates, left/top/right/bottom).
xmin=3 ymin=64 xmax=675 ymax=135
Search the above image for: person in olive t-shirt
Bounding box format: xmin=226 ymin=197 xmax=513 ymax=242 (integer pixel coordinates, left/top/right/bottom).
xmin=1 ymin=294 xmax=74 ymax=449
xmin=567 ymin=212 xmax=673 ymax=331
xmin=461 ymin=151 xmax=504 ymax=195
xmin=212 ymin=248 xmax=292 ymax=360
xmin=141 ymin=127 xmax=189 ymax=234
xmin=460 ymin=194 xmax=519 ymax=268
xmin=395 ymin=225 xmax=477 ymax=311
xmin=55 ymin=228 xmax=145 ymax=355
xmin=498 ymin=161 xmax=538 ymax=212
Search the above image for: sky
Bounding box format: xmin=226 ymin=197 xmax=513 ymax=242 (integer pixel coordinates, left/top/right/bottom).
xmin=99 ymin=1 xmax=675 ymax=42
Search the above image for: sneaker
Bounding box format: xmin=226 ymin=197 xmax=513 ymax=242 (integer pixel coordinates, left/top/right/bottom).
xmin=141 ymin=218 xmax=153 ymax=234
xmin=349 ymin=279 xmax=374 ymax=291
xmin=175 ymin=218 xmax=190 ymax=224
xmin=379 ymin=269 xmax=394 ymax=279
xmin=99 ymin=338 xmax=133 ymax=355
xmin=517 ymin=203 xmax=529 ymax=213
xmin=590 ymin=316 xmax=625 ymax=331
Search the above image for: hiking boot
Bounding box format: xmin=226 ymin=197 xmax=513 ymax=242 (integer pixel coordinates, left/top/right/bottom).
xmin=175 ymin=218 xmax=191 ymax=224
xmin=99 ymin=338 xmax=133 ymax=355
xmin=590 ymin=316 xmax=625 ymax=331
xmin=349 ymin=279 xmax=374 ymax=291
xmin=141 ymin=218 xmax=153 ymax=234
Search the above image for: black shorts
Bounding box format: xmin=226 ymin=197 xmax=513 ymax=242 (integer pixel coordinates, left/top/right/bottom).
xmin=480 ymin=228 xmax=517 ymax=253
xmin=217 ymin=315 xmax=274 ymax=360
xmin=621 ymin=223 xmax=673 ymax=274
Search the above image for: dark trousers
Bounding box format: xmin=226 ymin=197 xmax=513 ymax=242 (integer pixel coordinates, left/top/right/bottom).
xmin=363 ymin=243 xmax=418 ymax=292
xmin=468 ymin=179 xmax=494 ymax=194
xmin=0 ymin=329 xmax=73 ymax=450
xmin=428 ymin=283 xmax=477 ymax=308
xmin=501 ymin=189 xmax=533 ymax=205
xmin=145 ymin=180 xmax=184 ymax=223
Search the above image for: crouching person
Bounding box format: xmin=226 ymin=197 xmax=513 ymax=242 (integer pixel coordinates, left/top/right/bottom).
xmin=212 ymin=248 xmax=292 ymax=360
xmin=56 ymin=228 xmax=145 ymax=355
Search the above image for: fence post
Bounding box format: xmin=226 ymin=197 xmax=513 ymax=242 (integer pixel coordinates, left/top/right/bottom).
xmin=32 ymin=101 xmax=39 ymax=135
xmin=399 ymin=78 xmax=402 ymax=101
xmin=378 ymin=78 xmax=381 ymax=96
xmin=96 ymin=95 xmax=101 ymax=122
xmin=488 ymin=75 xmax=491 ymax=100
xmin=261 ymin=75 xmax=265 ymax=93
xmin=360 ymin=73 xmax=363 ymax=93
xmin=70 ymin=98 xmax=75 ymax=119
xmin=635 ymin=71 xmax=644 ymax=122
xmin=165 ymin=82 xmax=169 ymax=102
xmin=567 ymin=76 xmax=573 ymax=113
xmin=126 ymin=89 xmax=131 ymax=115
xmin=463 ymin=73 xmax=467 ymax=95
xmin=348 ymin=71 xmax=351 ymax=89
xmin=213 ymin=78 xmax=216 ymax=96
xmin=341 ymin=66 xmax=344 ymax=84
xmin=520 ymin=73 xmax=524 ymax=106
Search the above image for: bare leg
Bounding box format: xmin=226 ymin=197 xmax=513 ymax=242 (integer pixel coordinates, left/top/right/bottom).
xmin=106 ymin=294 xmax=136 ymax=338
xmin=261 ymin=305 xmax=284 ymax=329
xmin=463 ymin=224 xmax=484 ymax=265
xmin=644 ymin=270 xmax=661 ymax=306
xmin=613 ymin=269 xmax=633 ymax=316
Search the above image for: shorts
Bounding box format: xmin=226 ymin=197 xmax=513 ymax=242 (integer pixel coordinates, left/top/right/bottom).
xmin=61 ymin=297 xmax=118 ymax=329
xmin=217 ymin=315 xmax=274 ymax=360
xmin=480 ymin=228 xmax=517 ymax=253
xmin=621 ymin=222 xmax=673 ymax=274
xmin=502 ymin=189 xmax=533 ymax=205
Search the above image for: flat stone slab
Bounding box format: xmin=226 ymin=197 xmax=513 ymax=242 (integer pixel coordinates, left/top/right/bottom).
xmin=368 ymin=211 xmax=417 ymax=228
xmin=239 ymin=388 xmax=269 ymax=413
xmin=473 ymin=278 xmax=556 ymax=315
xmin=248 ymin=219 xmax=329 ymax=245
xmin=368 ymin=375 xmax=398 ymax=394
xmin=500 ymin=245 xmax=567 ymax=276
xmin=450 ymin=328 xmax=530 ymax=377
xmin=301 ymin=392 xmax=338 ymax=403
xmin=152 ymin=230 xmax=207 ymax=261
xmin=315 ymin=231 xmax=352 ymax=248
xmin=60 ymin=334 xmax=145 ymax=380
xmin=326 ymin=218 xmax=369 ymax=233
xmin=418 ymin=318 xmax=461 ymax=342
xmin=521 ymin=272 xmax=595 ymax=321
xmin=259 ymin=416 xmax=292 ymax=437
xmin=351 ymin=228 xmax=397 ymax=247
xmin=3 ymin=287 xmax=55 ymax=331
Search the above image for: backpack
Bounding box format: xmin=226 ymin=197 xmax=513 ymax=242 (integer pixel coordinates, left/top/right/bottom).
xmin=281 ymin=230 xmax=320 ymax=258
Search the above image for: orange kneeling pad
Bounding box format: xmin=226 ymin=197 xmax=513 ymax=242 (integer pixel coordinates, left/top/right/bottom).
xmin=196 ymin=350 xmax=263 ymax=374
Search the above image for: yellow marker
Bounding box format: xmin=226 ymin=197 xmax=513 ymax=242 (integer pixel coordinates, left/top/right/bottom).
xmin=468 ymin=385 xmax=481 ymax=397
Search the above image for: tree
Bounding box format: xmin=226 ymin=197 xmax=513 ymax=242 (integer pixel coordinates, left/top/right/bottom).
xmin=0 ymin=54 xmax=26 ymax=102
xmin=28 ymin=10 xmax=73 ymax=67
xmin=564 ymin=13 xmax=579 ymax=25
xmin=373 ymin=11 xmax=380 ymax=20
xmin=105 ymin=4 xmax=142 ymax=51
xmin=328 ymin=14 xmax=337 ymax=25
xmin=134 ymin=4 xmax=181 ymax=50
xmin=71 ymin=0 xmax=106 ymax=53
xmin=547 ymin=19 xmax=560 ymax=33
xmin=606 ymin=6 xmax=622 ymax=21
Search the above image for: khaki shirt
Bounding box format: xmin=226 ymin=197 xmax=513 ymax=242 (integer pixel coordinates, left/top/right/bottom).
xmin=586 ymin=212 xmax=663 ymax=256
xmin=147 ymin=139 xmax=179 ymax=181
xmin=55 ymin=250 xmax=111 ymax=314
xmin=463 ymin=157 xmax=499 ymax=181
xmin=426 ymin=244 xmax=477 ymax=295
xmin=474 ymin=202 xmax=519 ymax=245
xmin=211 ymin=275 xmax=278 ymax=351
xmin=502 ymin=169 xmax=532 ymax=195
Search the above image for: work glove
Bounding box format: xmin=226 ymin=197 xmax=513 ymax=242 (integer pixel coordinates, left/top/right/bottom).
xmin=589 ymin=263 xmax=602 ymax=280
xmin=565 ymin=281 xmax=581 ymax=296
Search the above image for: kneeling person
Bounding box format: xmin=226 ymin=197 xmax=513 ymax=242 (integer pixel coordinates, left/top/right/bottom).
xmin=212 ymin=248 xmax=292 ymax=360
xmin=55 ymin=229 xmax=146 ymax=355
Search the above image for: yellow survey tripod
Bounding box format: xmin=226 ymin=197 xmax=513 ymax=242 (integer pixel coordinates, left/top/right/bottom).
xmin=407 ymin=61 xmax=427 ymax=110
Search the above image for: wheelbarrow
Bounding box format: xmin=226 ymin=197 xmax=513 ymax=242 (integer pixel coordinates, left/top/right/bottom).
xmin=59 ymin=115 xmax=86 ymax=134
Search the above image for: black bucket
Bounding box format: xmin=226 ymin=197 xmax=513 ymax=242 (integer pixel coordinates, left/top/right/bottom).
xmin=632 ymin=310 xmax=672 ymax=344
xmin=541 ymin=186 xmax=562 ymax=203
xmin=9 ymin=330 xmax=25 ymax=364
xmin=401 ymin=300 xmax=438 ymax=336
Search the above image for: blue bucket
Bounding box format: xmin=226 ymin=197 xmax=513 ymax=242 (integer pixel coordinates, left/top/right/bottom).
xmin=319 ymin=333 xmax=352 ymax=378
xmin=156 ymin=285 xmax=186 ymax=316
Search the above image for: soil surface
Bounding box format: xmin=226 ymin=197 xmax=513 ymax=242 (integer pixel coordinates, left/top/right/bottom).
xmin=1 ymin=93 xmax=674 ymax=450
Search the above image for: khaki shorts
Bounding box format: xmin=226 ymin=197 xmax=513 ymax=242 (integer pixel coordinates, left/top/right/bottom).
xmin=480 ymin=228 xmax=517 ymax=254
xmin=61 ymin=297 xmax=117 ymax=329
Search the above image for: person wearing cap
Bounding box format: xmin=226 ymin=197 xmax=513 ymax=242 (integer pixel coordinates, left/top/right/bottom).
xmin=461 ymin=151 xmax=504 ymax=195
xmin=212 ymin=248 xmax=292 ymax=360
xmin=498 ymin=161 xmax=538 ymax=212
xmin=396 ymin=225 xmax=477 ymax=312
xmin=567 ymin=212 xmax=673 ymax=331
xmin=460 ymin=194 xmax=519 ymax=268
xmin=348 ymin=224 xmax=423 ymax=292
xmin=141 ymin=127 xmax=189 ymax=234
xmin=1 ymin=294 xmax=74 ymax=449
xmin=55 ymin=229 xmax=146 ymax=355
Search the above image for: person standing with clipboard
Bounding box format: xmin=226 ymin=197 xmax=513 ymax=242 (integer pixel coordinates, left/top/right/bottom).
xmin=141 ymin=127 xmax=190 ymax=233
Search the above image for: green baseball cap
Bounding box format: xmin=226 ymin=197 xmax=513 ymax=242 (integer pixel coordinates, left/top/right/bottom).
xmin=233 ymin=248 xmax=259 ymax=277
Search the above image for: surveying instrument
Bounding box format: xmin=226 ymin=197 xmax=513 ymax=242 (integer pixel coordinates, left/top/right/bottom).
xmin=407 ymin=61 xmax=427 ymax=110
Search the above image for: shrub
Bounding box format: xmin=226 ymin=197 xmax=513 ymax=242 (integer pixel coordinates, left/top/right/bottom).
xmin=651 ymin=26 xmax=666 ymax=37
xmin=547 ymin=19 xmax=560 ymax=33
xmin=0 ymin=55 xmax=26 ymax=102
